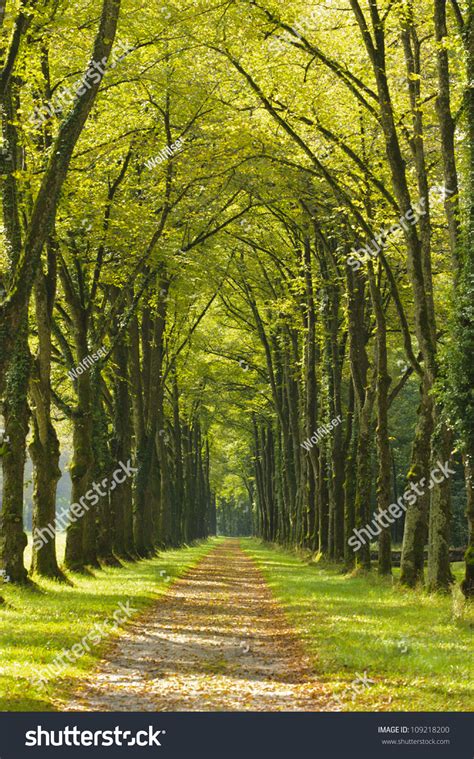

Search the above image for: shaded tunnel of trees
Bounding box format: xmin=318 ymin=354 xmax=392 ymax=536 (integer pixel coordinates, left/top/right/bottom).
xmin=0 ymin=0 xmax=472 ymax=598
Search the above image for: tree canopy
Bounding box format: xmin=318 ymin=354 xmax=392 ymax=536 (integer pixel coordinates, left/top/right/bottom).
xmin=0 ymin=0 xmax=472 ymax=598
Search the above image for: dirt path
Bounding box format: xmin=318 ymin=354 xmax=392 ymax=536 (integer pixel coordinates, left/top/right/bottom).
xmin=67 ymin=540 xmax=332 ymax=711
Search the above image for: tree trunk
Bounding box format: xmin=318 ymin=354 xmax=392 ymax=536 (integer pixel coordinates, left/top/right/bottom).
xmin=110 ymin=336 xmax=133 ymax=558
xmin=64 ymin=321 xmax=94 ymax=571
xmin=93 ymin=381 xmax=119 ymax=566
xmin=171 ymin=369 xmax=184 ymax=544
xmin=367 ymin=264 xmax=392 ymax=575
xmin=0 ymin=315 xmax=29 ymax=584
xmin=461 ymin=454 xmax=474 ymax=597
xmin=427 ymin=424 xmax=455 ymax=591
xmin=344 ymin=381 xmax=357 ymax=569
xmin=400 ymin=384 xmax=433 ymax=586
xmin=354 ymin=381 xmax=375 ymax=571
xmin=29 ymin=416 xmax=61 ymax=577
xmin=29 ymin=256 xmax=63 ymax=579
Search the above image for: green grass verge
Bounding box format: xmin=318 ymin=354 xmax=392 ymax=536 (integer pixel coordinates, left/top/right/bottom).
xmin=0 ymin=539 xmax=218 ymax=711
xmin=241 ymin=538 xmax=474 ymax=712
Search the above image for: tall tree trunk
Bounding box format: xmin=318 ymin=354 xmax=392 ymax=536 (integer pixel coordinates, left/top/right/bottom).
xmin=346 ymin=266 xmax=372 ymax=570
xmin=460 ymin=2 xmax=474 ymax=594
xmin=64 ymin=318 xmax=94 ymax=571
xmin=29 ymin=414 xmax=61 ymax=577
xmin=29 ymin=249 xmax=63 ymax=578
xmin=367 ymin=264 xmax=392 ymax=575
xmin=318 ymin=444 xmax=329 ymax=554
xmin=171 ymin=369 xmax=184 ymax=545
xmin=93 ymin=381 xmax=118 ymax=566
xmin=400 ymin=384 xmax=433 ymax=586
xmin=0 ymin=315 xmax=29 ymax=584
xmin=129 ymin=312 xmax=147 ymax=555
xmin=0 ymin=86 xmax=28 ymax=584
xmin=427 ymin=425 xmax=455 ymax=591
xmin=182 ymin=421 xmax=195 ymax=542
xmin=354 ymin=380 xmax=375 ymax=571
xmin=461 ymin=454 xmax=474 ymax=597
xmin=344 ymin=381 xmax=357 ymax=569
xmin=110 ymin=336 xmax=133 ymax=558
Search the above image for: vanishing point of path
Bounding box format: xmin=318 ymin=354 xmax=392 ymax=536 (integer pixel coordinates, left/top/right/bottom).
xmin=67 ymin=540 xmax=332 ymax=711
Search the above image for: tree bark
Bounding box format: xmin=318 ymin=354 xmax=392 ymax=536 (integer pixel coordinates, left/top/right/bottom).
xmin=0 ymin=315 xmax=29 ymax=583
xmin=367 ymin=264 xmax=392 ymax=575
xmin=400 ymin=384 xmax=433 ymax=586
xmin=29 ymin=254 xmax=63 ymax=578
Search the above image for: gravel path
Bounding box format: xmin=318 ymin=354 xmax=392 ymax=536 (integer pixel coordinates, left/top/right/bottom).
xmin=67 ymin=539 xmax=332 ymax=711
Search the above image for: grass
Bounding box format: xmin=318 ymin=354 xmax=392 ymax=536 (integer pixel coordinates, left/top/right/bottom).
xmin=241 ymin=538 xmax=474 ymax=712
xmin=2 ymin=534 xmax=471 ymax=713
xmin=0 ymin=537 xmax=218 ymax=711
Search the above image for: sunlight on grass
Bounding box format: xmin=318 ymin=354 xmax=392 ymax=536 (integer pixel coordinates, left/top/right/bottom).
xmin=241 ymin=539 xmax=474 ymax=712
xmin=0 ymin=540 xmax=217 ymax=711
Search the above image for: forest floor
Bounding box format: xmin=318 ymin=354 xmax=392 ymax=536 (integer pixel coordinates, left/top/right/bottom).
xmin=66 ymin=539 xmax=332 ymax=711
